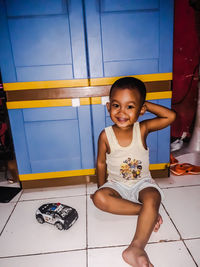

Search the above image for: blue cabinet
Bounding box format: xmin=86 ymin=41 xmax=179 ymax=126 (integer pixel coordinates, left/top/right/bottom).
xmin=0 ymin=0 xmax=174 ymax=181
xmin=8 ymin=97 xmax=171 ymax=179
xmin=0 ymin=0 xmax=87 ymax=82
xmin=85 ymin=0 xmax=173 ymax=78
xmin=8 ymin=105 xmax=94 ymax=175
xmin=0 ymin=0 xmax=173 ymax=83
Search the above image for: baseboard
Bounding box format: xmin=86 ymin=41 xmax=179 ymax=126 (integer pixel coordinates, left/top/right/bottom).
xmin=21 ymin=168 xmax=169 ymax=189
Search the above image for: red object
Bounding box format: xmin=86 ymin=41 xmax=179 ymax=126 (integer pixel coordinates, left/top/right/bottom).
xmin=170 ymin=163 xmax=200 ymax=175
xmin=0 ymin=122 xmax=7 ymax=145
xmin=171 ymin=0 xmax=200 ymax=138
xmin=170 ymin=153 xmax=179 ymax=166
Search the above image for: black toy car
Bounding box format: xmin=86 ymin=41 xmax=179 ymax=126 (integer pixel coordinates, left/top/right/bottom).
xmin=36 ymin=203 xmax=78 ymax=230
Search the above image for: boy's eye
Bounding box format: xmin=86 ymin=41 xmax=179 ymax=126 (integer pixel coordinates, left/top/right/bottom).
xmin=127 ymin=105 xmax=134 ymax=109
xmin=112 ymin=103 xmax=119 ymax=108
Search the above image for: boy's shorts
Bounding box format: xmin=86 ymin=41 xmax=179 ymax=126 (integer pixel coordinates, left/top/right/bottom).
xmin=99 ymin=178 xmax=164 ymax=204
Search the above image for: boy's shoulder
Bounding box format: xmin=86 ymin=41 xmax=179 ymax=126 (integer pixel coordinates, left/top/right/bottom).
xmin=100 ymin=126 xmax=112 ymax=138
xmin=99 ymin=127 xmax=112 ymax=143
xmin=98 ymin=128 xmax=111 ymax=153
xmin=99 ymin=129 xmax=107 ymax=141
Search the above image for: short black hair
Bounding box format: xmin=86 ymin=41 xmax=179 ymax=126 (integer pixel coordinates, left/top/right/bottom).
xmin=109 ymin=77 xmax=146 ymax=104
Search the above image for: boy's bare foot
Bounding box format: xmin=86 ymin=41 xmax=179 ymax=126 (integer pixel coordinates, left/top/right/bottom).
xmin=153 ymin=214 xmax=163 ymax=232
xmin=122 ymin=245 xmax=153 ymax=267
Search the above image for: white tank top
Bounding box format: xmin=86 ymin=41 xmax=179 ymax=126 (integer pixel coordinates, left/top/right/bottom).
xmin=105 ymin=122 xmax=151 ymax=186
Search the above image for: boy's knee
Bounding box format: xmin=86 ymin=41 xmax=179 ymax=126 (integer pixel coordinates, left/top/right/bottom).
xmin=92 ymin=189 xmax=109 ymax=210
xmin=140 ymin=187 xmax=161 ymax=209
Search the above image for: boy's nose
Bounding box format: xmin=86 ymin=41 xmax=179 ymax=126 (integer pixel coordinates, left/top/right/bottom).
xmin=119 ymin=106 xmax=126 ymax=114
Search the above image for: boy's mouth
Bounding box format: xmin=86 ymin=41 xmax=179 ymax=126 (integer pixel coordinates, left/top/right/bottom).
xmin=117 ymin=117 xmax=128 ymax=123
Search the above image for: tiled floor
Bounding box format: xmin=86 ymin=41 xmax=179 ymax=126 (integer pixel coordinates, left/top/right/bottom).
xmin=0 ymin=152 xmax=200 ymax=267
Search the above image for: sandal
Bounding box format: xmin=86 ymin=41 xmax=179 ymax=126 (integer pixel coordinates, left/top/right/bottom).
xmin=170 ymin=163 xmax=200 ymax=175
xmin=170 ymin=154 xmax=179 ymax=166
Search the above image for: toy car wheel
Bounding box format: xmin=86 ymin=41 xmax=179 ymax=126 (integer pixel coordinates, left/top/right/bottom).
xmin=55 ymin=222 xmax=63 ymax=230
xmin=36 ymin=215 xmax=45 ymax=224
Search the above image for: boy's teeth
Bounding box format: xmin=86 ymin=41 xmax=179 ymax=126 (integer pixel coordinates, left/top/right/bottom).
xmin=118 ymin=118 xmax=127 ymax=122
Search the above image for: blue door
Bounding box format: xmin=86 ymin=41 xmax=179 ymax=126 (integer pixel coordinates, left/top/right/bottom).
xmin=8 ymin=105 xmax=94 ymax=175
xmin=0 ymin=0 xmax=87 ymax=82
xmin=85 ymin=0 xmax=174 ymax=78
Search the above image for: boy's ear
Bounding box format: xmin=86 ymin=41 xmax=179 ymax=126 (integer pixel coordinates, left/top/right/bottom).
xmin=140 ymin=103 xmax=146 ymax=116
xmin=106 ymin=102 xmax=110 ymax=112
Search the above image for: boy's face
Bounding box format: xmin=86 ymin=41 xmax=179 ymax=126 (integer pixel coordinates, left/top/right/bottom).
xmin=107 ymin=88 xmax=146 ymax=129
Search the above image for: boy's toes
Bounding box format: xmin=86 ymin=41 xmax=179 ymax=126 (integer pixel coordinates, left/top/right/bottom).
xmin=153 ymin=222 xmax=160 ymax=232
xmin=153 ymin=214 xmax=163 ymax=232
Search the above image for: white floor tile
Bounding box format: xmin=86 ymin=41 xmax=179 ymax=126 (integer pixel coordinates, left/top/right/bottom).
xmin=1 ymin=150 xmax=199 ymax=266
xmin=156 ymin=174 xmax=200 ymax=189
xmin=20 ymin=184 xmax=86 ymax=201
xmin=88 ymin=246 xmax=127 ymax=267
xmin=87 ymin=195 xmax=179 ymax=248
xmin=174 ymin=152 xmax=200 ymax=166
xmin=9 ymin=189 xmax=22 ymax=203
xmin=146 ymin=241 xmax=196 ymax=267
xmin=185 ymin=239 xmax=200 ymax=266
xmin=0 ymin=196 xmax=86 ymax=257
xmin=0 ymin=202 xmax=16 ymax=233
xmin=0 ymin=250 xmax=87 ymax=267
xmin=163 ymin=186 xmax=200 ymax=239
xmin=88 ymin=241 xmax=196 ymax=267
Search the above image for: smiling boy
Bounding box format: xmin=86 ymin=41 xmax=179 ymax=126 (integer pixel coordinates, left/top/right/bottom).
xmin=91 ymin=77 xmax=176 ymax=267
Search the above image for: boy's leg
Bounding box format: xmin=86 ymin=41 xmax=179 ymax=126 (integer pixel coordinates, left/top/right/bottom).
xmin=122 ymin=187 xmax=161 ymax=267
xmin=92 ymin=187 xmax=162 ymax=230
xmin=92 ymin=187 xmax=142 ymax=215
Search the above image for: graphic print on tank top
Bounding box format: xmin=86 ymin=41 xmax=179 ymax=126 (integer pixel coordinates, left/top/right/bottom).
xmin=120 ymin=157 xmax=142 ymax=180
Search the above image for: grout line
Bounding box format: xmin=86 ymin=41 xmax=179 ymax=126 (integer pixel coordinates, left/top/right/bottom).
xmin=182 ymin=240 xmax=198 ymax=267
xmin=2 ymin=238 xmax=199 ymax=260
xmin=160 ymin=184 xmax=200 ymax=190
xmin=0 ymin=201 xmax=18 ymax=237
xmin=183 ymin=237 xmax=200 ymax=241
xmin=86 ymin=239 xmax=185 ymax=251
xmin=0 ymin=181 xmax=23 ymax=235
xmin=12 ymin=188 xmax=23 ymax=205
xmin=1 ymin=183 xmax=199 ymax=265
xmin=160 ymin=201 xmax=200 ymax=266
xmin=0 ymin=248 xmax=87 ymax=259
xmin=161 ymin=203 xmax=183 ymax=240
xmin=18 ymin=193 xmax=87 ymax=203
xmin=87 ymin=244 xmax=128 ymax=251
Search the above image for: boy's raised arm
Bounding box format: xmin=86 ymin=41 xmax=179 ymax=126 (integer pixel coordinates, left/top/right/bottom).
xmin=142 ymin=101 xmax=176 ymax=133
xmin=96 ymin=130 xmax=107 ymax=188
